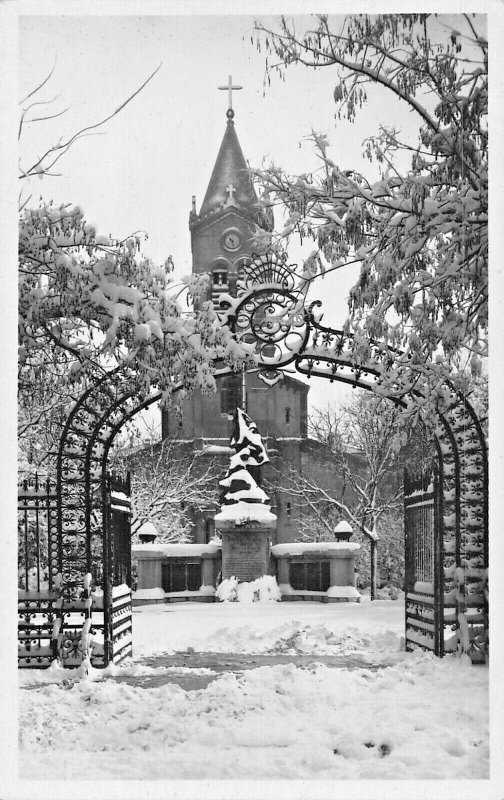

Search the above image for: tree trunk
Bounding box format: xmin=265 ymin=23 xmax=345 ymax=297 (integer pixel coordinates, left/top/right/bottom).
xmin=370 ymin=538 xmax=378 ymax=601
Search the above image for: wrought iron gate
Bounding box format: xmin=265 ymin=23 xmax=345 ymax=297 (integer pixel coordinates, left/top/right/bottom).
xmin=18 ymin=253 xmax=487 ymax=668
xmin=103 ymin=473 xmax=133 ymax=665
xmin=404 ymin=467 xmax=444 ymax=656
xmin=18 ymin=475 xmax=59 ymax=667
xmin=404 ymin=458 xmax=488 ymax=662
xmin=18 ymin=472 xmax=132 ymax=669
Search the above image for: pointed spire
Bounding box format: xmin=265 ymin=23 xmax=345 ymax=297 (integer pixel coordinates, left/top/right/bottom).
xmin=198 ymin=117 xmax=259 ymax=218
xmin=190 ymin=80 xmax=273 ymax=231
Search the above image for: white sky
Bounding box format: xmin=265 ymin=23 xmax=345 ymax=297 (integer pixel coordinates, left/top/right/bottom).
xmin=18 ymin=13 xmax=418 ymax=266
xmin=17 ymin=11 xmax=436 ymax=417
xmin=9 ymin=7 xmax=496 ymax=425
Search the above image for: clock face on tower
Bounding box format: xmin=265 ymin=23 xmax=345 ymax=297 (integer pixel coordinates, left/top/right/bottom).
xmin=221 ymin=228 xmax=242 ymax=252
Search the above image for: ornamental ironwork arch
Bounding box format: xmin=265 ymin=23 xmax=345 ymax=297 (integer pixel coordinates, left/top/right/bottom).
xmin=54 ymin=252 xmax=488 ymax=662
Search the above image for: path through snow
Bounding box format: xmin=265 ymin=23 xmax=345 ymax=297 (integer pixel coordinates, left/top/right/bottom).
xmin=18 ymin=599 xmax=489 ymax=782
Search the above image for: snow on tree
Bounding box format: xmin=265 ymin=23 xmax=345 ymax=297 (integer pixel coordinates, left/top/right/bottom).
xmin=252 ymin=14 xmax=487 ymax=411
xmin=18 ymin=200 xmax=253 ymax=411
xmin=110 ymin=433 xmax=222 ymax=543
xmin=215 ymin=408 xmax=276 ymax=526
xmin=230 ymin=406 xmax=269 ymax=472
xmin=18 ymin=67 xmax=255 ymax=470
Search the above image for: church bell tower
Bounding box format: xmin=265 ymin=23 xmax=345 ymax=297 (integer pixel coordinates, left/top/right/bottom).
xmin=161 ymin=79 xmax=309 ymax=546
xmin=189 ymin=76 xmax=272 ymax=303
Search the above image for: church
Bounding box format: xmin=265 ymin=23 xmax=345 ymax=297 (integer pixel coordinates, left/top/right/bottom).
xmin=131 ymin=80 xmax=366 ymax=603
xmin=158 ymin=80 xmax=348 ymax=546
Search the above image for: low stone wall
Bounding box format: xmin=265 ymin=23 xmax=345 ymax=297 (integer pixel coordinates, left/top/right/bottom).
xmin=132 ymin=539 xmax=361 ymax=603
xmin=272 ymin=542 xmax=361 ymax=603
xmin=132 ymin=543 xmax=221 ymax=605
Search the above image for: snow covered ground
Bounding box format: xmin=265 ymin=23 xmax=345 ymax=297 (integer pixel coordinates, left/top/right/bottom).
xmin=16 ymin=598 xmax=490 ymax=796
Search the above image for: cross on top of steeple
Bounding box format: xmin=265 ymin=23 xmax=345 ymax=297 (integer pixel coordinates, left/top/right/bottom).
xmin=218 ymin=75 xmax=242 ymax=118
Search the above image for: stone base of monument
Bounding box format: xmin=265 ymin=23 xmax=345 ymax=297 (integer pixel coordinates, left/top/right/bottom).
xmin=217 ymin=521 xmax=275 ymax=583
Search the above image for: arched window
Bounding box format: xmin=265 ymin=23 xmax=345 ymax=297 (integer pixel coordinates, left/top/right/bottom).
xmin=285 ymin=407 xmax=291 ymax=425
xmin=211 ymin=268 xmax=229 ymax=305
xmin=212 ymin=269 xmax=228 ymax=287
xmin=220 ymin=374 xmax=242 ymax=416
xmin=205 ymin=518 xmax=215 ymax=543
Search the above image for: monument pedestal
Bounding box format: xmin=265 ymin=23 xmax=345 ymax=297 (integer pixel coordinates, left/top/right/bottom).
xmin=216 ymin=519 xmax=276 ymax=583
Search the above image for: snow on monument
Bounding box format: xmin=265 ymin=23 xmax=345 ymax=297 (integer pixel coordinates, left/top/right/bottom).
xmin=215 ymin=407 xmax=276 ymax=527
xmin=215 ymin=407 xmax=276 ymax=581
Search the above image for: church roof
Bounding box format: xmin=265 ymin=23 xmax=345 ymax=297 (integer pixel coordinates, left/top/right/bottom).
xmin=199 ymin=113 xmax=258 ymax=217
xmin=192 ymin=110 xmax=272 ymax=231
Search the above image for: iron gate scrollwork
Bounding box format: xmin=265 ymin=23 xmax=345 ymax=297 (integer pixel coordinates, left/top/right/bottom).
xmin=103 ymin=472 xmax=133 ymax=665
xmin=220 ymin=253 xmax=488 ymax=661
xmin=17 ymin=475 xmax=59 ymax=668
xmin=404 ymin=464 xmax=443 ymax=656
xmin=18 ymin=251 xmax=488 ymax=668
xmin=17 ymin=468 xmax=134 ymax=669
xmin=52 ymin=368 xmax=143 ymax=668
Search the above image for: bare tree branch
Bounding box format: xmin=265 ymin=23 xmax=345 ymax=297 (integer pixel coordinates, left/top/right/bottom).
xmin=20 ymin=63 xmax=162 ymax=179
xmin=111 ymin=434 xmax=222 ymax=542
xmin=19 ymin=59 xmax=57 ymax=104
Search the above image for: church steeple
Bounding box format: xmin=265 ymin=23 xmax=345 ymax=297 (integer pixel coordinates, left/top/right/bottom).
xmin=189 ymin=80 xmax=272 ymax=304
xmin=190 ymin=77 xmax=272 ymax=232
xmin=197 ymin=115 xmax=259 ymax=220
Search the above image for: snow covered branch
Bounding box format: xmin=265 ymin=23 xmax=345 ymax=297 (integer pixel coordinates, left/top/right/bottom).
xmin=252 ymin=14 xmax=488 ymax=396
xmin=111 ymin=436 xmax=221 ymax=542
xmin=18 ymin=67 xmax=256 ymax=471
